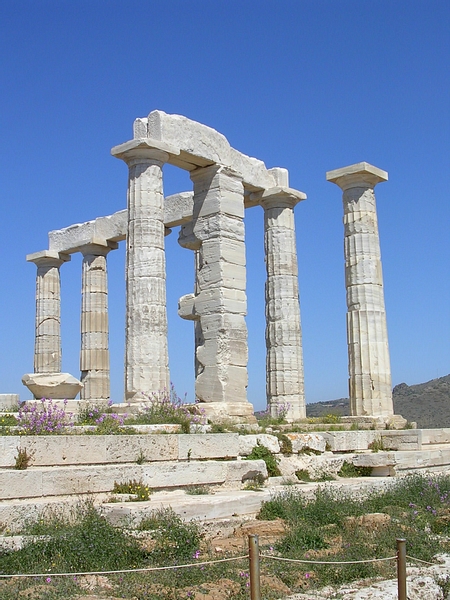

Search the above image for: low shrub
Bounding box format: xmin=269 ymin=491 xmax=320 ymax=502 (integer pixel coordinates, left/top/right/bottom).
xmin=245 ymin=442 xmax=281 ymax=477
xmin=113 ymin=479 xmax=151 ymax=501
xmin=138 ymin=507 xmax=203 ymax=564
xmin=17 ymin=398 xmax=73 ymax=434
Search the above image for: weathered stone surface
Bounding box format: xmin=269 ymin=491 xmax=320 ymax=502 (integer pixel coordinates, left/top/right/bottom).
xmin=326 ymin=163 xmax=393 ymax=418
xmin=0 ymin=394 xmax=19 ymax=409
xmin=322 ymin=431 xmax=380 ymax=452
xmin=225 ymin=459 xmax=268 ymax=483
xmin=26 ymin=251 xmax=70 ymax=374
xmin=146 ymin=110 xmax=276 ymax=190
xmin=113 ymin=146 xmax=170 ymax=400
xmin=178 ymin=433 xmax=239 ymax=460
xmin=259 ymin=189 xmax=306 ymax=421
xmin=238 ymin=434 xmax=280 ymax=455
xmin=286 ymin=433 xmax=327 ymax=453
xmin=21 ymin=372 xmax=82 ymax=400
xmin=421 ymin=428 xmax=450 ymax=445
xmin=80 ymin=243 xmax=115 ymax=402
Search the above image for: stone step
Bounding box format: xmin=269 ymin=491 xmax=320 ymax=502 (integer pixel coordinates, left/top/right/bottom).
xmin=0 ymin=433 xmax=241 ymax=468
xmin=0 ymin=459 xmax=267 ymax=500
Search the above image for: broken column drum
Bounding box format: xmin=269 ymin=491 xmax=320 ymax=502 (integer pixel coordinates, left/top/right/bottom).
xmin=326 ymin=162 xmax=394 ymax=417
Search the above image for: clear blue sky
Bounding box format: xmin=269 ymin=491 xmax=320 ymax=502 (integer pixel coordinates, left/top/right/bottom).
xmin=0 ymin=0 xmax=449 ymax=410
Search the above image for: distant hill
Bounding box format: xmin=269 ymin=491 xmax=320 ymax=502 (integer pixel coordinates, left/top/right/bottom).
xmin=306 ymin=374 xmax=450 ymax=429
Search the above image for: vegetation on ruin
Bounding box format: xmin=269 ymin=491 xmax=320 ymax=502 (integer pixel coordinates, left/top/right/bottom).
xmin=245 ymin=441 xmax=281 ymax=477
xmin=1 ymin=474 xmax=450 ymax=598
xmin=112 ymin=479 xmax=151 ymax=501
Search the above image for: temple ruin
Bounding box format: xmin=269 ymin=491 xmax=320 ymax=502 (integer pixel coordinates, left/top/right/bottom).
xmin=22 ymin=111 xmax=395 ymax=423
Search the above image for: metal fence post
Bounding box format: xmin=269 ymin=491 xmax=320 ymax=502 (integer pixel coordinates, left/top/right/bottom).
xmin=248 ymin=534 xmax=261 ymax=600
xmin=397 ymin=538 xmax=407 ymax=600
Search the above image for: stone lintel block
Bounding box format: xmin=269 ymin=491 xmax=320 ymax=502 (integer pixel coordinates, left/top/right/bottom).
xmin=268 ymin=167 xmax=289 ymax=187
xmin=111 ymin=137 xmax=179 ymax=162
xmin=26 ymin=250 xmax=71 ymax=266
xmin=22 ymin=373 xmax=83 ymax=400
xmin=147 ymin=110 xmax=276 ymax=190
xmin=48 ymin=193 xmax=194 ymax=256
xmin=326 ymin=162 xmax=388 ymax=191
xmin=178 ymin=434 xmax=240 ymax=460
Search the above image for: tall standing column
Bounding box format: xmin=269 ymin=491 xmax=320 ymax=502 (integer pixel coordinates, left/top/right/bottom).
xmin=326 ymin=162 xmax=393 ymax=417
xmin=179 ymin=165 xmax=254 ymax=422
xmin=112 ymin=141 xmax=171 ymax=401
xmin=259 ymin=188 xmax=306 ymax=421
xmin=26 ymin=250 xmax=70 ymax=373
xmin=79 ymin=241 xmax=117 ymax=402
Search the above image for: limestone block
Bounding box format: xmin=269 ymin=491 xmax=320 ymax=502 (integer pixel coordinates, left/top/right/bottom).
xmin=22 ymin=373 xmax=83 ymax=400
xmin=18 ymin=436 xmax=106 ymax=466
xmin=141 ymin=461 xmax=227 ymax=488
xmin=286 ymin=433 xmax=326 ymax=454
xmin=197 ymin=261 xmax=246 ymax=291
xmin=198 ymin=401 xmax=256 ymax=423
xmin=381 ymin=430 xmax=422 ymax=451
xmin=421 ymin=428 xmax=450 ymax=445
xmin=105 ymin=435 xmax=178 ymax=463
xmin=352 ymin=453 xmax=396 ymax=468
xmin=0 ymin=394 xmax=19 ymax=409
xmin=147 ymin=110 xmax=276 ymax=189
xmin=201 ymin=238 xmax=246 ymax=266
xmin=225 ymin=459 xmax=268 ymax=482
xmin=194 ymin=288 xmax=247 ymax=315
xmin=321 ymin=431 xmax=379 ymax=452
xmin=238 ymin=435 xmax=280 ymax=456
xmin=178 ymin=434 xmax=239 ymax=460
xmin=164 ymin=192 xmax=194 ymax=227
xmin=0 ymin=470 xmax=44 ymax=499
xmin=0 ymin=437 xmax=18 ymax=467
xmin=41 ymin=465 xmax=142 ymax=497
xmin=193 ymin=213 xmax=245 ymax=242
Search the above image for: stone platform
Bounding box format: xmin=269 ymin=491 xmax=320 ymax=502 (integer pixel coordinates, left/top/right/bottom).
xmin=1 ymin=429 xmax=450 ymax=533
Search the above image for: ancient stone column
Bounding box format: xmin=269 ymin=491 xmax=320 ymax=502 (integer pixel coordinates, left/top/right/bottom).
xmin=26 ymin=250 xmax=70 ymax=373
xmin=179 ymin=165 xmax=254 ymax=422
xmin=260 ymin=187 xmax=307 ymax=421
xmin=326 ymin=162 xmax=393 ymax=417
xmin=112 ymin=141 xmax=170 ymax=401
xmin=79 ymin=241 xmax=117 ymax=402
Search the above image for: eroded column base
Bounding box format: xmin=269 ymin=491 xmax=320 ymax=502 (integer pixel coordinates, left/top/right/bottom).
xmin=198 ymin=401 xmax=257 ymax=425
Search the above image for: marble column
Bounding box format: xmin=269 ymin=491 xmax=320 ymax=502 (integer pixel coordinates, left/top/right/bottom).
xmin=112 ymin=141 xmax=170 ymax=401
xmin=326 ymin=162 xmax=393 ymax=417
xmin=260 ymin=187 xmax=306 ymax=421
xmin=79 ymin=241 xmax=117 ymax=402
xmin=26 ymin=250 xmax=70 ymax=374
xmin=179 ymin=165 xmax=254 ymax=422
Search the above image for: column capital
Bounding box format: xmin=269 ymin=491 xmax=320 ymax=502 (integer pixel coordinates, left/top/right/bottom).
xmin=253 ymin=186 xmax=306 ymax=210
xmin=326 ymin=162 xmax=388 ymax=191
xmin=111 ymin=138 xmax=179 ymax=166
xmin=26 ymin=250 xmax=71 ymax=267
xmin=79 ymin=239 xmax=119 ymax=257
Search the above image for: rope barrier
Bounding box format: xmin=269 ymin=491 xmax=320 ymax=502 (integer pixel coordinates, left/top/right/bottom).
xmin=405 ymin=555 xmax=436 ymax=566
xmin=261 ymin=553 xmax=397 ymax=565
xmin=0 ymin=554 xmax=248 ymax=579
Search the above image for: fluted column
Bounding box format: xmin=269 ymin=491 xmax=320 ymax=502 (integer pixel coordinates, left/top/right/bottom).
xmin=79 ymin=241 xmax=117 ymax=402
xmin=112 ymin=140 xmax=170 ymax=401
xmin=27 ymin=250 xmax=70 ymax=374
xmin=327 ymin=162 xmax=393 ymax=417
xmin=260 ymin=188 xmax=306 ymax=421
